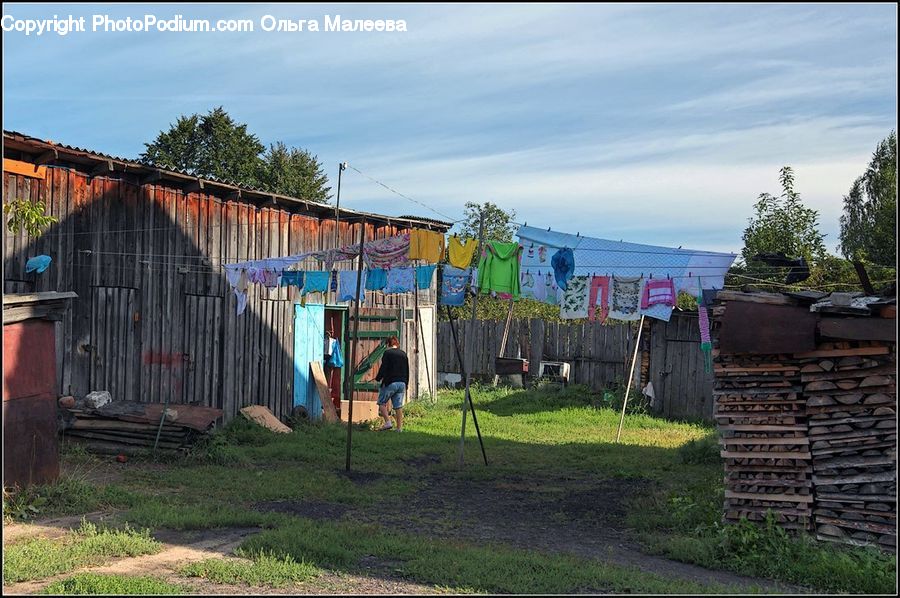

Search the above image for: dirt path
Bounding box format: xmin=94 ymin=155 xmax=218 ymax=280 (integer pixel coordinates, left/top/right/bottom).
xmin=2 ymin=511 xmax=119 ymax=545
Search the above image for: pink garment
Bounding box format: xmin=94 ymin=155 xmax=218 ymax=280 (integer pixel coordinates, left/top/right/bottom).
xmin=364 ymin=233 xmax=410 ymax=269
xmin=588 ymin=276 xmax=610 ymax=322
xmin=641 ymin=278 xmax=676 ymax=309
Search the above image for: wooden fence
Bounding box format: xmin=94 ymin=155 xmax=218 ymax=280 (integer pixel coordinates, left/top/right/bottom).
xmin=437 ymin=312 xmax=715 ymax=422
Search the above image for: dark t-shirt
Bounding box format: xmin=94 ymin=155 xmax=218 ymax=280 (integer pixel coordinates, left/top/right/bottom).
xmin=375 ymin=347 xmax=409 ymax=387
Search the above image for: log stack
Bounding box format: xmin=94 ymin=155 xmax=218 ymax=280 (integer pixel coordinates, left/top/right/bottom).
xmin=712 ymin=291 xmax=896 ymax=551
xmin=715 ymin=353 xmax=813 ymax=530
xmin=802 ymin=343 xmax=896 ymax=550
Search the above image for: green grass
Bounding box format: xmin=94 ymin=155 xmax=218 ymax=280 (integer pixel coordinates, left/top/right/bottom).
xmin=40 ymin=573 xmax=186 ymax=595
xmin=3 ymin=521 xmax=162 ymax=584
xmin=179 ymin=552 xmax=319 ymax=587
xmin=240 ymin=518 xmax=730 ymax=594
xmin=3 ymin=476 xmax=138 ymax=523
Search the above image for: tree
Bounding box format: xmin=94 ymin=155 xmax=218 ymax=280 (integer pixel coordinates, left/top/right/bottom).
xmin=839 ymin=131 xmax=897 ymax=265
xmin=141 ymin=107 xmax=330 ymax=202
xmin=740 ymin=166 xmax=827 ymax=284
xmin=457 ymin=201 xmax=517 ymax=243
xmin=3 ymin=199 xmax=57 ymax=237
xmin=258 ymin=142 xmax=331 ymax=203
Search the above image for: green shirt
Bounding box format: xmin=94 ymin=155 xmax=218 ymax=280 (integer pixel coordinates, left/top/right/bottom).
xmin=477 ymin=241 xmax=522 ymax=298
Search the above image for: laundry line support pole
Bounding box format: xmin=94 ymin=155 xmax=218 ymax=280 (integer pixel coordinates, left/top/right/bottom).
xmin=447 ymin=305 xmax=488 ymax=466
xmin=345 ymin=217 xmax=366 ymax=471
xmin=458 ymin=210 xmax=485 ymax=467
xmin=492 ymin=298 xmax=516 ymax=386
xmin=418 ymin=303 xmax=434 ymax=402
xmin=615 ymin=315 xmax=645 ymax=444
xmin=413 ymin=269 xmax=420 ymax=402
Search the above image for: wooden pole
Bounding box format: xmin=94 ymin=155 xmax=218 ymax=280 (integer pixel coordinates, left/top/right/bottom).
xmin=492 ymin=299 xmax=516 ymax=386
xmin=418 ymin=305 xmax=434 ymax=401
xmin=447 ymin=305 xmax=488 ymax=465
xmin=345 ymin=217 xmax=366 ymax=471
xmin=458 ymin=210 xmax=485 ymax=467
xmin=615 ymin=315 xmax=645 ymax=444
xmin=414 ymin=268 xmax=421 ymax=401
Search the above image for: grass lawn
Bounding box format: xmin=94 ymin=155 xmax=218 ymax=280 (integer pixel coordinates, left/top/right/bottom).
xmin=3 ymin=385 xmax=896 ymax=594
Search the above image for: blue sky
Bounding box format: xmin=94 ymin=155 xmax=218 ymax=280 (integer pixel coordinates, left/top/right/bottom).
xmin=3 ymin=3 xmax=896 ymax=253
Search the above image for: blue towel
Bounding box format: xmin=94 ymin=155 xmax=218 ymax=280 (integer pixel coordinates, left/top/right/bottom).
xmin=25 ymin=255 xmax=52 ymax=274
xmin=366 ymin=268 xmax=388 ymax=291
xmin=551 ymin=248 xmax=575 ymax=291
xmin=416 ymin=264 xmax=437 ymax=290
xmin=303 ymin=271 xmax=330 ymax=295
xmin=280 ymin=271 xmax=305 ymax=288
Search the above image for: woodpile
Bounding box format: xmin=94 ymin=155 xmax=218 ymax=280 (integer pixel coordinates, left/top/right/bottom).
xmin=803 ymin=346 xmax=896 ymax=550
xmin=712 ymin=290 xmax=896 ymax=551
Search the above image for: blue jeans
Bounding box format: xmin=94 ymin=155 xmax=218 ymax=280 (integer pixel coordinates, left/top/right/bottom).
xmin=377 ymin=382 xmax=406 ymax=410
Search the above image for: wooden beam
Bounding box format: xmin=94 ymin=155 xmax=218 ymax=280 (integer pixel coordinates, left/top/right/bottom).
xmin=141 ymin=169 xmax=163 ymax=186
xmin=3 ymin=158 xmax=46 ymax=179
xmin=184 ymin=178 xmax=205 ymax=194
xmin=90 ymin=160 xmax=114 ymax=177
xmin=851 ymin=260 xmax=876 ymax=296
xmin=225 ymin=190 xmax=242 ymax=202
xmin=35 ymin=149 xmax=59 ymax=165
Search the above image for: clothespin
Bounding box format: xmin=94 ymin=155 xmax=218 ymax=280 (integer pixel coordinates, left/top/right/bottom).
xmin=524 ymin=221 xmax=527 ymax=227
xmin=576 ymin=232 xmax=580 ymax=237
xmin=649 ymin=273 xmax=653 ymax=279
xmin=689 ymin=271 xmax=693 ymax=277
xmin=547 ymin=226 xmax=551 ymax=231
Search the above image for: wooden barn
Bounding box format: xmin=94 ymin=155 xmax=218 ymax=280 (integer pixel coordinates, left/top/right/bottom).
xmin=2 ymin=130 xmax=448 ymax=424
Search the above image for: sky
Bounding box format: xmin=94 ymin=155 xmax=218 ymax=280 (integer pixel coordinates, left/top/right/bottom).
xmin=2 ymin=3 xmax=897 ymax=254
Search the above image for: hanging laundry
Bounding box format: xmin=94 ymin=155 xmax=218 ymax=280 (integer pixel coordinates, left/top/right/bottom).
xmin=313 ymin=247 xmax=360 ymax=271
xmin=533 ymin=270 xmax=559 ymax=305
xmin=608 ymin=276 xmax=642 ymax=321
xmin=364 ymin=234 xmax=410 ymax=269
xmin=560 ymin=275 xmax=590 ymax=319
xmin=476 ymin=241 xmax=522 ymax=298
xmin=588 ymin=276 xmax=611 ymax=322
xmin=641 ymin=278 xmax=676 ymax=309
xmin=520 ymin=270 xmax=537 ymax=300
xmin=440 ymin=266 xmax=470 ymax=306
xmin=416 ymin=264 xmax=437 ymax=290
xmin=408 ymin=229 xmax=445 ymax=263
xmin=302 ymin=271 xmax=330 ymax=296
xmin=698 ymin=279 xmax=713 ymax=372
xmin=24 ymin=254 xmax=51 ymax=274
xmin=551 ymin=247 xmax=575 ymax=291
xmin=384 ymin=267 xmax=415 ymax=294
xmin=235 ymin=290 xmax=248 ymax=316
xmin=261 ymin=269 xmax=280 ymax=289
xmin=521 ymin=242 xmax=551 ymax=268
xmin=224 ymin=264 xmax=243 ymax=290
xmin=447 ymin=236 xmax=478 ymax=268
xmin=338 ymin=270 xmax=367 ymax=303
xmin=327 ymin=340 xmax=344 ymax=368
xmin=365 ymin=268 xmax=388 ymax=291
xmin=280 ymin=271 xmax=305 ymax=289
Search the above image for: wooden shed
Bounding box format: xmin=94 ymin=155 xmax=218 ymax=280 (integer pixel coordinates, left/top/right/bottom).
xmin=2 ymin=130 xmax=448 ymax=423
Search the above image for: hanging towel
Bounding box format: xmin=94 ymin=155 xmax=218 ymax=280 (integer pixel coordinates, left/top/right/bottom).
xmin=641 ymin=278 xmax=676 ymax=309
xmin=235 ymin=290 xmax=248 ymax=316
xmin=338 ymin=270 xmax=367 ymax=303
xmin=364 ymin=234 xmax=410 ymax=269
xmin=550 ymin=247 xmax=575 ymax=291
xmin=520 ymin=270 xmax=537 ymax=300
xmin=608 ymin=276 xmax=642 ymax=321
xmin=365 ymin=268 xmax=388 ymax=291
xmin=280 ymin=271 xmax=305 ymax=289
xmin=533 ymin=270 xmax=559 ymax=305
xmin=416 ymin=264 xmax=437 ymax=290
xmin=560 ymin=276 xmax=590 ymax=319
xmin=440 ymin=266 xmax=469 ymax=306
xmin=476 ymin=241 xmax=522 ymax=298
xmin=408 ymin=229 xmax=445 ymax=263
xmin=302 ymin=271 xmax=330 ymax=296
xmin=588 ymin=276 xmax=611 ymax=322
xmin=385 ymin=267 xmax=415 ymax=294
xmin=447 ymin=236 xmax=478 ymax=268
xmin=328 ymin=340 xmax=344 ymax=368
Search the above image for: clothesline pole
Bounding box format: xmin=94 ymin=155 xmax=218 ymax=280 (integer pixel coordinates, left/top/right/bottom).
xmin=458 ymin=209 xmax=485 ymax=467
xmin=447 ymin=305 xmax=488 ymax=465
xmin=492 ymin=298 xmax=516 ymax=387
xmin=418 ymin=304 xmax=434 ymax=402
xmin=615 ymin=315 xmax=645 ymax=444
xmin=345 ymin=217 xmax=367 ymax=471
xmin=413 ymin=267 xmax=421 ymax=402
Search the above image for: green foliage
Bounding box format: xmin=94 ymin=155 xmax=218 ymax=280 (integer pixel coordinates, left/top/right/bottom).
xmin=676 ymin=291 xmax=698 ymax=311
xmin=3 ymin=198 xmax=58 ymax=237
xmin=3 ymin=520 xmax=161 ymax=583
xmin=741 ymin=166 xmax=827 ymax=282
xmin=677 ymin=434 xmax=721 ymax=465
xmin=180 ymin=552 xmax=319 ymax=587
xmin=3 ymin=477 xmax=137 ymax=523
xmin=456 ymin=201 xmax=517 ymax=246
xmin=840 ymin=131 xmax=897 ymax=265
xmin=41 ymin=573 xmax=186 ymax=595
xmin=141 ymin=107 xmax=330 ymax=202
xmin=439 ymin=295 xmax=569 ymax=321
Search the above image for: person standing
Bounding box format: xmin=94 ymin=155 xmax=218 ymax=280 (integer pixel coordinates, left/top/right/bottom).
xmin=374 ymin=336 xmax=408 ymax=431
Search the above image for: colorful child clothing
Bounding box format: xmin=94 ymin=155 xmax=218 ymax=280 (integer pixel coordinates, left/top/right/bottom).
xmin=385 ymin=267 xmax=415 ymax=294
xmin=440 ymin=266 xmax=470 ymax=306
xmin=641 ymin=278 xmax=676 ymax=309
xmin=302 ymin=271 xmax=331 ymax=296
xmin=534 ymin=270 xmax=559 ymax=305
xmin=416 ymin=264 xmax=437 ymax=290
xmin=408 ymin=229 xmax=445 ymax=263
xmin=560 ymin=276 xmax=590 ymax=319
xmin=365 ymin=268 xmax=388 ymax=291
xmin=608 ymin=276 xmax=642 ymax=321
xmin=447 ymin=236 xmax=478 ymax=268
xmin=476 ymin=241 xmax=522 ymax=298
xmin=588 ymin=276 xmax=611 ymax=322
xmin=364 ymin=234 xmax=410 ymax=269
xmin=520 ymin=270 xmax=538 ymax=300
xmin=338 ymin=270 xmax=367 ymax=303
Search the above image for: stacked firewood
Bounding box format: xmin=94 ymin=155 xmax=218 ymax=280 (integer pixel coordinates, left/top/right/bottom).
xmin=802 ymin=343 xmax=896 ymax=550
xmin=715 ymin=354 xmax=813 ymax=530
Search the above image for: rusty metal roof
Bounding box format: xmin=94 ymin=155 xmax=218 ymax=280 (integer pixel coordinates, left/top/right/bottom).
xmin=3 ymin=130 xmax=453 ymax=231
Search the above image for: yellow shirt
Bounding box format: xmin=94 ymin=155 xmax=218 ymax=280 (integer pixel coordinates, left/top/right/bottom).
xmin=447 ymin=236 xmax=478 ymax=268
xmin=408 ymin=229 xmax=446 ymax=263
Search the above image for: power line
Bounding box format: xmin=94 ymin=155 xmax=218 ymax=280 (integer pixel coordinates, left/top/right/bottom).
xmin=345 ymin=164 xmax=461 ymax=224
